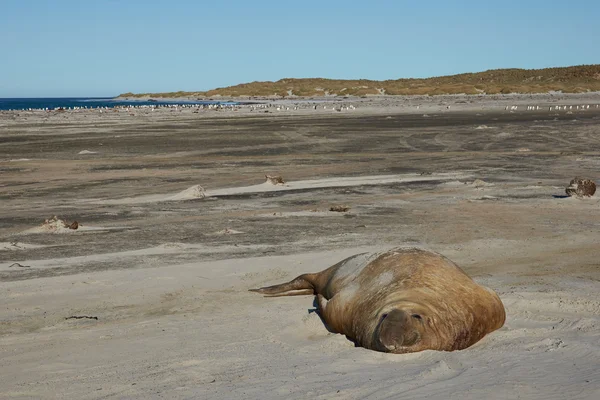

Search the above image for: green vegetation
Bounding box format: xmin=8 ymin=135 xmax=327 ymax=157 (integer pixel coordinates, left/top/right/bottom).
xmin=118 ymin=65 xmax=600 ymax=98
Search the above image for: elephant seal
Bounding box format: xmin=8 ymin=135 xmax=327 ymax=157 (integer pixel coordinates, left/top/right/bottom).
xmin=566 ymin=177 xmax=596 ymax=198
xmin=250 ymin=248 xmax=505 ymax=353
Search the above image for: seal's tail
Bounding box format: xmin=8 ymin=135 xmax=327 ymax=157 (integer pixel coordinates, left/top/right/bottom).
xmin=249 ymin=274 xmax=317 ymax=297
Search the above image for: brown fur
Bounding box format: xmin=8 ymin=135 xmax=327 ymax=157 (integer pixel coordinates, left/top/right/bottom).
xmin=66 ymin=221 xmax=79 ymax=230
xmin=265 ymin=175 xmax=285 ymax=185
xmin=566 ymin=177 xmax=596 ymax=198
xmin=250 ymin=248 xmax=505 ymax=353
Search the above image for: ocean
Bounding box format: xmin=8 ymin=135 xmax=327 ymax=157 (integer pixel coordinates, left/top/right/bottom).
xmin=0 ymin=97 xmax=239 ymax=111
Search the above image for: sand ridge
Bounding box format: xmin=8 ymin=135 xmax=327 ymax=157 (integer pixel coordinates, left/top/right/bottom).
xmin=91 ymin=172 xmax=471 ymax=205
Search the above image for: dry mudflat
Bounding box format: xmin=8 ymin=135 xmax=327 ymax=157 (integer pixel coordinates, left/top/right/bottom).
xmin=1 ymin=95 xmax=600 ymax=399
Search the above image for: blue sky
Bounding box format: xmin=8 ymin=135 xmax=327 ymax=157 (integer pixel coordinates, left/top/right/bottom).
xmin=1 ymin=0 xmax=598 ymax=97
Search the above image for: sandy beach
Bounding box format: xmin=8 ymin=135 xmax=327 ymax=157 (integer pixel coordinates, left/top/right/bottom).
xmin=1 ymin=94 xmax=600 ymax=399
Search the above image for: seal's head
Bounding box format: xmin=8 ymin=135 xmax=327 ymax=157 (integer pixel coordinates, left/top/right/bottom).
xmin=373 ymin=309 xmax=427 ymax=353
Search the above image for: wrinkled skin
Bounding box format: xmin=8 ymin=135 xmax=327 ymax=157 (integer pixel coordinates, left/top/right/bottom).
xmin=250 ymin=248 xmax=506 ymax=354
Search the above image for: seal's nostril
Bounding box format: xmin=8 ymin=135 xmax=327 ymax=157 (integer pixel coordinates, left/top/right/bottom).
xmin=412 ymin=314 xmax=422 ymax=320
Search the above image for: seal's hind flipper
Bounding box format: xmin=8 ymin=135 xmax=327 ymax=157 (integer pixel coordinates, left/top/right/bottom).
xmin=251 ymin=288 xmax=315 ymax=297
xmin=249 ymin=274 xmax=316 ymax=297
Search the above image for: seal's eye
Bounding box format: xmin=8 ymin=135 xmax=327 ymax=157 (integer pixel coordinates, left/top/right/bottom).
xmin=412 ymin=314 xmax=423 ymax=320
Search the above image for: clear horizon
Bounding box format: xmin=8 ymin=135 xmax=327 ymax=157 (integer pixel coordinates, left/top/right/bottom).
xmin=2 ymin=0 xmax=599 ymax=98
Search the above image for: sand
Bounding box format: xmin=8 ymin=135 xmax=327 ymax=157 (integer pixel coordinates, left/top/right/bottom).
xmin=1 ymin=94 xmax=600 ymax=399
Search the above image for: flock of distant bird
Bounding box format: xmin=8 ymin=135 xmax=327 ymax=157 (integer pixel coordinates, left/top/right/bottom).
xmin=5 ymin=103 xmax=359 ymax=113
xmin=250 ymin=104 xmax=357 ymax=112
xmin=5 ymin=102 xmax=600 ymax=113
xmin=6 ymin=103 xmax=232 ymax=112
xmin=508 ymin=104 xmax=600 ymax=111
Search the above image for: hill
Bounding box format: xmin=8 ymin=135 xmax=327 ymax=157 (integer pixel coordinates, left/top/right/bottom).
xmin=119 ymin=64 xmax=600 ymax=98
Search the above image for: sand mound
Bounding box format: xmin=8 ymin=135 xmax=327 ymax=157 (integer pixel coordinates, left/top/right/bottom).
xmin=471 ymin=179 xmax=494 ymax=188
xmin=0 ymin=242 xmax=48 ymax=251
xmin=25 ymin=216 xmax=75 ymax=234
xmin=20 ymin=216 xmax=127 ymax=235
xmin=213 ymin=228 xmax=244 ymax=235
xmin=265 ymin=175 xmax=285 ymax=185
xmin=259 ymin=210 xmax=345 ymax=218
xmin=169 ymin=184 xmax=206 ymax=201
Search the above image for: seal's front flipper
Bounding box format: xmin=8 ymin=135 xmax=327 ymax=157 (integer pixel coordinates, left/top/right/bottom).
xmin=249 ymin=274 xmax=316 ymax=297
xmin=315 ymin=293 xmax=343 ymax=333
xmin=316 ymin=293 xmax=328 ymax=313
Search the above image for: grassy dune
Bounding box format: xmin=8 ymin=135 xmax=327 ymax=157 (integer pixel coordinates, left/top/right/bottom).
xmin=120 ymin=64 xmax=600 ymax=98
